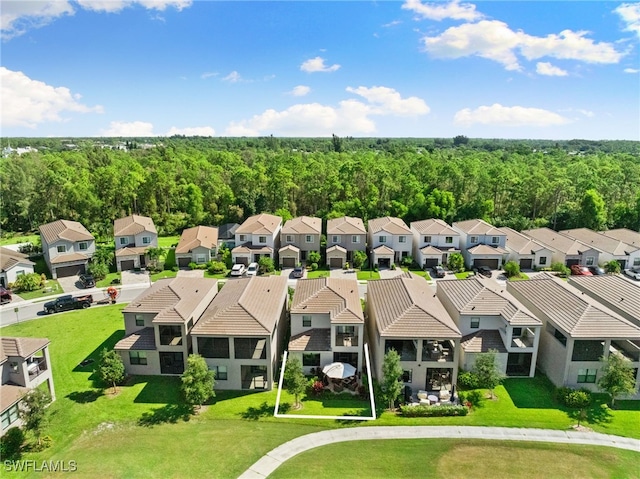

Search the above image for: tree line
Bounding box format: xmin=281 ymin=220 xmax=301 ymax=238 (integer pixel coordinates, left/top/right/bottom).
xmin=1 ymin=136 xmax=639 ymax=238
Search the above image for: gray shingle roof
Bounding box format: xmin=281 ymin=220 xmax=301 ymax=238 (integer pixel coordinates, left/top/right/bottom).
xmin=292 ymin=278 xmax=363 ymax=323
xmin=522 ymin=228 xmax=592 ymax=255
xmin=601 ymin=229 xmax=640 ymax=248
xmin=281 ymin=216 xmax=322 ymax=235
xmin=498 ymin=227 xmax=549 ymax=254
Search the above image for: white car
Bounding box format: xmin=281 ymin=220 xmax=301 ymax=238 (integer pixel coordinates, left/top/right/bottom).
xmin=246 ymin=262 xmax=259 ymax=276
xmin=623 ymin=268 xmax=640 ymax=281
xmin=230 ymin=264 xmax=246 ymax=277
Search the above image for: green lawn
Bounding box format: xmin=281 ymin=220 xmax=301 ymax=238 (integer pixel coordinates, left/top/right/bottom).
xmin=287 ymin=392 xmax=371 ymax=417
xmin=0 ymin=234 xmax=39 ymax=246
xmin=508 ymin=273 xmax=530 ymax=281
xmin=356 ymin=269 xmax=380 ymax=280
xmin=306 ymin=266 xmax=330 ymax=278
xmin=455 ymin=271 xmax=475 ymax=279
xmin=150 ymin=270 xmax=178 ymax=281
xmin=402 ymin=267 xmax=432 ymax=280
xmin=96 ymin=272 xmax=121 ymax=288
xmin=157 ymin=236 xmax=180 ymax=248
xmin=16 ymin=279 xmax=62 ymax=300
xmin=204 ymin=270 xmax=230 ymax=279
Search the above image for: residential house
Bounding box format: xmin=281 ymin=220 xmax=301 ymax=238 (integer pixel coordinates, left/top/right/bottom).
xmin=175 ymin=226 xmax=218 ymax=268
xmin=367 ymin=217 xmax=413 ymax=267
xmin=114 ymin=277 xmax=218 ymax=376
xmin=410 ymin=218 xmax=460 ymax=268
xmin=191 ymin=276 xmax=288 ymax=390
xmin=499 ymin=227 xmax=553 ymax=270
xmin=232 ymin=214 xmax=282 ymax=265
xmin=0 ymin=247 xmax=35 ymax=288
xmin=521 ymin=228 xmax=600 ymax=267
xmin=114 ymin=215 xmax=158 ymax=272
xmin=288 ymin=278 xmax=364 ymax=374
xmin=560 ymin=228 xmax=640 ymax=270
xmin=452 ymin=219 xmax=507 ymax=270
xmin=39 ymin=219 xmax=96 ymax=278
xmin=601 ymin=228 xmax=640 ymax=254
xmin=217 ymin=223 xmax=240 ymax=250
xmin=437 ymin=277 xmax=542 ymax=377
xmin=1 ymin=337 xmax=55 ymax=436
xmin=366 ymin=274 xmax=461 ymax=395
xmin=508 ymin=274 xmax=640 ymax=396
xmin=279 ymin=216 xmax=322 ymax=267
xmin=326 ymin=216 xmax=367 ymax=268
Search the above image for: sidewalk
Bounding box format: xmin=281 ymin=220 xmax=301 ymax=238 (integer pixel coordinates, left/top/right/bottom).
xmin=239 ymin=426 xmax=640 ymax=478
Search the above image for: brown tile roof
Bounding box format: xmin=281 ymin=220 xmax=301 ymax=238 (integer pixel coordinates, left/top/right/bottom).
xmin=368 ymin=216 xmax=411 ymax=235
xmin=288 ymin=328 xmax=331 ymax=351
xmin=50 ymin=252 xmax=90 ymax=264
xmin=461 ymin=330 xmax=508 ymax=353
xmin=561 ymin=228 xmax=638 ymax=256
xmin=498 ymin=227 xmax=549 ymax=255
xmin=1 ymin=384 xmax=29 ymax=412
xmin=453 ymin=219 xmax=503 ymax=235
xmin=437 ymin=277 xmax=541 ymax=326
xmin=0 ymin=337 xmax=49 ymax=360
xmin=411 ymin=218 xmax=458 ymax=236
xmin=114 ymin=328 xmax=156 ymax=350
xmin=115 ymin=246 xmax=149 ymax=257
xmin=236 ymin=213 xmax=282 ymax=235
xmin=326 ymin=245 xmax=347 ymax=254
xmin=0 ymin=247 xmax=34 ymax=271
xmin=232 ymin=244 xmax=273 ymax=254
xmin=279 ymin=244 xmax=300 ymax=254
xmin=507 ymin=274 xmax=640 ymax=339
xmin=123 ymin=277 xmax=218 ymax=324
xmin=568 ymin=275 xmax=640 ymax=326
xmin=367 ymin=276 xmax=460 ymax=338
xmin=373 ymin=245 xmax=395 ymax=255
xmin=192 ymin=276 xmax=288 ymax=336
xmin=281 ymin=216 xmax=322 ymax=235
xmin=327 ymin=216 xmax=366 ymax=235
xmin=292 ymin=278 xmax=363 ymax=323
xmin=467 ymin=244 xmax=507 ymax=255
xmin=601 ymin=229 xmax=640 ymax=248
xmin=114 ymin=215 xmax=157 ymax=236
xmin=420 ymin=245 xmax=447 ymax=255
xmin=522 ymin=228 xmax=592 ymax=255
xmin=175 ymin=226 xmax=218 ymax=253
xmin=39 ymin=219 xmax=94 ymax=245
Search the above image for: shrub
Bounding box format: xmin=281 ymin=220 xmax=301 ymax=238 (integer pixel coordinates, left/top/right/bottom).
xmin=457 ymin=371 xmax=480 ymax=389
xmin=311 ymin=262 xmax=318 ymax=271
xmin=208 ymin=261 xmax=226 ymax=274
xmin=503 ymin=261 xmax=521 ymax=278
xmin=0 ymin=427 xmax=24 ymax=461
xmin=401 ymin=255 xmax=413 ymax=267
xmin=171 ymin=266 xmax=179 ymax=272
xmin=551 ymin=262 xmax=570 ymax=277
xmin=13 ymin=273 xmax=43 ymax=292
xmin=258 ymin=256 xmax=275 ymax=273
xmin=188 ymin=262 xmax=198 ymax=270
xmin=399 ymin=405 xmax=469 ymax=417
xmin=555 ymin=386 xmax=574 ymax=405
xmin=352 ymin=250 xmax=367 ymax=269
xmin=391 ymin=264 xmax=396 ymax=270
xmin=308 ymin=251 xmax=321 ymax=264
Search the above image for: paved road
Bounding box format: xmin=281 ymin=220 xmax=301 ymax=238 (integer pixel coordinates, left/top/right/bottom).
xmin=239 ymin=426 xmax=640 ymax=478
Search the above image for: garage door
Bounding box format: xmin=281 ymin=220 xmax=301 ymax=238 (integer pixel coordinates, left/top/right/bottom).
xmin=473 ymin=258 xmax=499 ymax=269
xmin=565 ymin=259 xmax=580 ymax=267
xmin=120 ymin=260 xmax=135 ymax=271
xmin=178 ymin=257 xmax=191 ymax=268
xmin=378 ymin=258 xmax=391 ymax=268
xmin=519 ymin=259 xmax=533 ymax=270
xmin=282 ymin=257 xmax=296 ymax=268
xmin=329 ymin=257 xmax=343 ymax=268
xmin=236 ymin=257 xmax=249 ymax=266
xmin=56 ymin=264 xmax=86 ymax=278
xmin=424 ymin=258 xmax=439 ymax=268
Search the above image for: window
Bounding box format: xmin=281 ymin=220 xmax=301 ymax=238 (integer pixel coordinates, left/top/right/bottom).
xmin=379 ymin=236 xmax=387 ymax=243
xmin=585 ymin=257 xmax=595 ymax=266
xmin=402 ymin=369 xmax=413 ymax=383
xmin=159 ymin=325 xmax=183 ymax=346
xmin=445 ymin=236 xmax=453 ymax=244
xmin=577 ymin=369 xmax=597 ymax=383
xmin=303 ymin=353 xmax=321 ymax=367
xmin=572 ymin=340 xmax=604 ymax=362
xmin=239 ymin=235 xmax=247 ymax=242
xmin=302 ymin=315 xmax=312 ymax=328
xmin=305 ymin=235 xmax=313 ymax=243
xmin=213 ymin=365 xmax=228 ymax=380
xmin=16 ymin=270 xmax=25 ymax=277
xmin=634 ymin=258 xmax=640 ymax=266
xmin=196 ymin=254 xmax=206 ymax=264
xmin=135 ymin=314 xmax=144 ymax=327
xmin=424 ymin=236 xmax=432 ymax=243
xmin=385 ymin=339 xmax=417 ymax=361
xmin=234 ymin=338 xmax=267 ymax=360
xmin=1 ymin=403 xmax=20 ymax=430
xmin=491 ymin=236 xmax=500 ymax=244
xmin=258 ymin=236 xmax=267 ymax=243
xmin=539 ymin=256 xmax=547 ymax=265
xmin=351 ymin=235 xmax=360 ymax=243
xmin=470 ymin=236 xmax=478 ymax=244
xmin=512 ymin=327 xmax=522 ymax=337
xmin=470 ymin=318 xmax=480 ymax=329
xmin=142 ymin=236 xmax=151 ymax=245
xmin=198 ymin=337 xmax=230 ymax=358
xmin=119 ymin=237 xmax=128 ymax=246
xmin=79 ymin=242 xmax=88 ymax=250
xmin=57 ymin=245 xmax=66 ymax=253
xmin=332 ymin=235 xmax=340 ymax=243
xmin=10 ymin=361 xmax=18 ymax=372
xmin=129 ymin=351 xmax=147 ymax=365
xmin=286 ymin=235 xmax=293 ymax=243
xmin=546 ymin=324 xmax=567 ymax=346
xmin=399 ymin=236 xmax=407 ymax=243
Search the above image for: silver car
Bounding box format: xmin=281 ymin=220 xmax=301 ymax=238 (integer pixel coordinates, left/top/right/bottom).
xmin=623 ymin=268 xmax=640 ymax=281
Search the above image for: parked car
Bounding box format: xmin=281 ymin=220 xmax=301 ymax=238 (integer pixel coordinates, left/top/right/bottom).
xmin=230 ymin=263 xmax=246 ymax=277
xmin=570 ymin=265 xmax=593 ymax=276
xmin=292 ymin=266 xmax=304 ymax=279
xmin=0 ymin=286 xmax=12 ymax=304
xmin=44 ymin=294 xmax=93 ymax=314
xmin=246 ymin=262 xmax=259 ymax=277
xmin=431 ymin=265 xmax=446 ymax=278
xmin=79 ymin=274 xmax=96 ymax=288
xmin=587 ymin=266 xmax=605 ymax=276
xmin=623 ymin=268 xmax=640 ymax=281
xmin=477 ymin=266 xmax=492 ymax=277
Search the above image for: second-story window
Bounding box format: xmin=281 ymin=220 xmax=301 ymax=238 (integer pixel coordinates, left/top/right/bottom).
xmin=78 ymin=242 xmax=88 ymax=250
xmin=470 ymin=318 xmax=480 ymax=329
xmin=424 ymin=236 xmax=431 ymax=243
xmin=491 ymin=236 xmax=499 ymax=244
xmin=57 ymin=245 xmax=66 ymax=253
xmin=259 ymin=236 xmax=267 ymax=243
xmin=351 ymin=235 xmax=360 ymax=243
xmin=470 ymin=236 xmax=478 ymax=244
xmin=445 ymin=236 xmax=453 ymax=244
xmin=399 ymin=236 xmax=406 ymax=243
xmin=305 ymin=235 xmax=313 ymax=243
xmin=286 ymin=235 xmax=293 ymax=243
xmin=135 ymin=314 xmax=144 ymax=327
xmin=332 ymin=235 xmax=340 ymax=243
xmin=142 ymin=237 xmax=151 ymax=244
xmin=302 ymin=315 xmax=312 ymax=327
xmin=379 ymin=236 xmax=387 ymax=243
xmin=239 ymin=235 xmax=247 ymax=242
xmin=120 ymin=237 xmax=128 ymax=245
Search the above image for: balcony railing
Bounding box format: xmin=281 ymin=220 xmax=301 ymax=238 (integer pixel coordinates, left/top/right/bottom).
xmin=27 ymin=358 xmax=47 ymax=380
xmin=335 ymin=333 xmax=359 ymax=347
xmin=511 ymin=329 xmax=535 ymax=348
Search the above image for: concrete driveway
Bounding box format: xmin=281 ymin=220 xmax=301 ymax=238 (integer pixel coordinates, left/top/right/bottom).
xmin=56 ymin=275 xmax=82 ymax=293
xmin=379 ymin=268 xmax=406 ymax=279
xmin=329 ymin=268 xmax=357 ymax=280
xmin=121 ymin=270 xmax=152 ymax=286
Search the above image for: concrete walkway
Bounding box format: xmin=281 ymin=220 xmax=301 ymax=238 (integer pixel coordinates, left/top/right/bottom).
xmin=239 ymin=426 xmax=640 ymax=478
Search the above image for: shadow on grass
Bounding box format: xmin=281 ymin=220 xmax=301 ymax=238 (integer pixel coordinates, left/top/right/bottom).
xmin=66 ymin=389 xmax=104 ymax=403
xmin=502 ymin=375 xmax=559 ymax=409
xmin=73 ymin=330 xmax=125 ymax=383
xmin=138 ymin=403 xmax=193 ymax=427
xmin=241 ymin=401 xmax=289 ymax=420
xmin=335 ymin=408 xmax=375 ymax=424
xmin=133 ymin=376 xmax=182 ymax=404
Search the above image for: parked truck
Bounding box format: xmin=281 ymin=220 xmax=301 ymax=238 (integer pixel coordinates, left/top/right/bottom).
xmin=43 ymin=294 xmax=93 ymax=314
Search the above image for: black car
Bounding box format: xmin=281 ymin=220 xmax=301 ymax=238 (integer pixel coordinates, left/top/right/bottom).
xmin=477 ymin=266 xmax=492 ymax=277
xmin=587 ymin=266 xmax=605 ymax=276
xmin=431 ymin=265 xmax=446 ymax=278
xmin=79 ymin=274 xmax=96 ymax=288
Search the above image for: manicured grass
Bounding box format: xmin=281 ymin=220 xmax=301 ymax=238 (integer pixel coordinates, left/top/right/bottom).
xmin=287 ymin=392 xmax=371 ymax=417
xmin=150 ymin=270 xmax=178 ymax=281
xmin=402 ymin=267 xmax=432 ymax=280
xmin=356 ymin=269 xmax=380 ymax=280
xmin=271 ymin=439 xmax=640 ymax=479
xmin=307 ymin=269 xmax=330 ymax=278
xmin=204 ymin=270 xmax=230 ymax=279
xmin=157 ymin=236 xmax=180 ymax=248
xmin=96 ymin=272 xmax=121 ymax=288
xmin=508 ymin=273 xmax=530 ymax=281
xmin=16 ymin=279 xmax=62 ymax=300
xmin=0 ymin=234 xmax=39 ymax=246
xmin=455 ymin=271 xmax=475 ymax=279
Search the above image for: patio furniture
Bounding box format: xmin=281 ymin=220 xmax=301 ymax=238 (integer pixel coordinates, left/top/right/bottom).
xmin=417 ymin=390 xmax=429 ymax=405
xmin=428 ymin=394 xmax=438 ymax=405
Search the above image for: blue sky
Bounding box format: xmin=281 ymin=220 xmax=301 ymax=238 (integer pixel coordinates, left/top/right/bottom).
xmin=1 ymin=0 xmax=639 ymax=139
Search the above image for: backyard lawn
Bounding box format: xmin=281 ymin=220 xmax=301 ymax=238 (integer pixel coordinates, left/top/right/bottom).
xmin=157 ymin=236 xmax=180 ymax=248
xmin=0 ymin=234 xmax=39 ymax=246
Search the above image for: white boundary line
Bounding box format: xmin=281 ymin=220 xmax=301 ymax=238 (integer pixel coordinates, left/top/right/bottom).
xmin=274 ymin=344 xmax=376 ymax=421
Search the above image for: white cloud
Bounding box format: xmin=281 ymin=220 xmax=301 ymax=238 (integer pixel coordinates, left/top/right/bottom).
xmin=300 ymin=56 xmax=341 ymax=73
xmin=100 ymin=121 xmax=156 ymax=136
xmin=1 ymin=67 xmax=103 ymax=129
xmin=536 ymin=62 xmax=568 ymax=77
xmin=624 ymin=67 xmax=640 ymax=73
xmin=577 ymin=109 xmax=594 ymax=118
xmin=454 ymin=103 xmax=570 ymax=127
xmin=166 ymin=126 xmax=215 ymax=136
xmin=345 ymin=86 xmax=430 ymax=116
xmin=382 ymin=20 xmax=402 ymax=28
xmin=1 ymin=1 xmax=74 ymax=40
xmin=422 ymin=20 xmax=624 ymax=71
xmin=289 ymin=85 xmax=311 ymax=97
xmin=200 ymin=72 xmax=218 ymax=79
xmin=402 ymin=0 xmax=483 ymax=21
xmin=222 ymin=71 xmax=242 ymax=83
xmin=615 ymin=3 xmax=640 ymax=37
xmin=75 ymin=0 xmax=192 ymax=13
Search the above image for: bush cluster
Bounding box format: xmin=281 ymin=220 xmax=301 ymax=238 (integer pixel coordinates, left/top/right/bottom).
xmin=457 ymin=371 xmax=480 ymax=389
xmin=399 ymin=404 xmax=469 ymax=417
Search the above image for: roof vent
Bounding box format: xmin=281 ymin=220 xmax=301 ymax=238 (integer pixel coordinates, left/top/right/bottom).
xmin=471 ymin=306 xmax=476 ymax=310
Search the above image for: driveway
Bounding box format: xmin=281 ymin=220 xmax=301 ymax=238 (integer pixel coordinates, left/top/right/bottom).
xmin=121 ymin=270 xmax=151 ymax=286
xmin=329 ymin=268 xmax=357 ymax=280
xmin=177 ymin=269 xmax=204 ymax=278
xmin=379 ymin=268 xmax=406 ymax=279
xmin=56 ymin=275 xmax=82 ymax=293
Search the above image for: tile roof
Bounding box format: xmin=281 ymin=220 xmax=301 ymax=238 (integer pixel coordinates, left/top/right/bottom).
xmin=467 ymin=244 xmax=507 ymax=255
xmin=0 ymin=337 xmax=49 ymax=361
xmin=522 ymin=228 xmax=592 ymax=255
xmin=601 ymin=229 xmax=640 ymax=248
xmin=1 ymin=384 xmax=29 ymax=412
xmin=232 ymin=244 xmax=273 ymax=254
xmin=420 ymin=245 xmax=448 ymax=255
xmin=568 ymin=275 xmax=640 ymax=327
xmin=288 ymin=328 xmax=331 ymax=352
xmin=453 ymin=219 xmax=503 ymax=235
xmin=327 ymin=216 xmax=366 ymax=235
xmin=498 ymin=227 xmax=549 ymax=255
xmin=281 ymin=216 xmax=322 ymax=235
xmin=326 ymin=245 xmax=347 ymax=254
xmin=436 ymin=277 xmax=541 ymax=326
xmin=279 ymin=244 xmax=300 ymax=254
xmin=507 ymin=274 xmax=640 ymax=339
xmin=461 ymin=330 xmax=508 ymax=354
xmin=115 ymin=246 xmax=149 ymax=257
xmin=367 ymin=276 xmax=461 ymax=338
xmin=373 ymin=245 xmax=395 ymax=255
xmin=192 ymin=276 xmax=288 ymax=336
xmin=291 ymin=278 xmax=363 ymax=323
xmin=561 ymin=228 xmax=638 ymax=255
xmin=114 ymin=327 xmax=157 ymax=351
xmin=50 ymin=252 xmax=90 ymax=264
xmin=0 ymin=247 xmax=34 ymax=271
xmin=39 ymin=219 xmax=94 ymax=245
xmin=368 ymin=216 xmax=411 ymax=235
xmin=411 ymin=218 xmax=458 ymax=236
xmin=236 ymin=213 xmax=282 ymax=235
xmin=123 ymin=277 xmax=218 ymax=324
xmin=175 ymin=226 xmax=218 ymax=253
xmin=114 ymin=215 xmax=157 ymax=236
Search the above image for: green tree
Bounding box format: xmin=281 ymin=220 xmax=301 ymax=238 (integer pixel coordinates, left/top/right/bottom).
xmin=87 ymin=261 xmax=109 ymax=281
xmin=308 ymin=251 xmax=321 ymax=264
xmin=551 ymin=262 xmax=570 ymax=277
xmin=258 ymin=256 xmax=275 ymax=273
xmin=19 ymin=389 xmax=51 ymax=447
xmin=181 ymin=354 xmax=215 ymax=409
xmin=472 ymin=349 xmax=505 ymax=399
xmin=565 ymin=389 xmax=592 ymax=427
xmin=447 ymin=253 xmax=464 ymax=273
xmin=97 ymin=348 xmax=125 ymax=394
xmin=597 ymin=353 xmax=638 ymax=408
xmin=381 ymin=349 xmax=403 ymax=411
xmin=13 ymin=273 xmax=43 ymax=292
xmin=283 ymin=356 xmax=306 ymax=409
xmin=503 ymin=261 xmax=521 ymax=278
xmin=352 ymin=250 xmax=367 ymax=269
xmin=604 ymin=259 xmax=621 ymax=274
xmin=146 ymin=246 xmax=164 ymax=269
xmin=579 ymin=189 xmax=607 ymax=231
